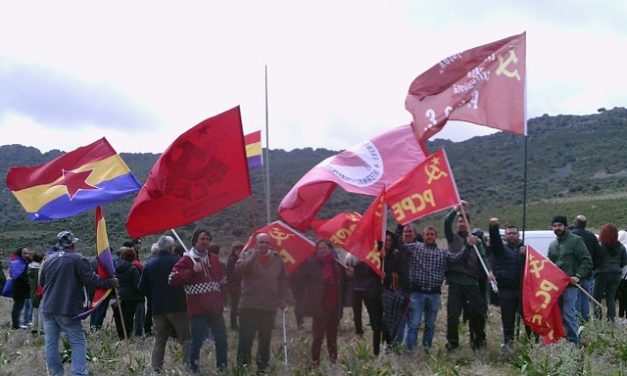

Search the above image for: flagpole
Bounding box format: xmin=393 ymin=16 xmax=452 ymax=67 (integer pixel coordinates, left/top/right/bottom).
xmin=113 ymin=286 xmax=133 ymax=366
xmin=264 ymin=65 xmax=272 ymax=224
xmin=522 ymin=134 xmax=528 ymax=245
xmin=458 ymin=204 xmax=498 ymax=293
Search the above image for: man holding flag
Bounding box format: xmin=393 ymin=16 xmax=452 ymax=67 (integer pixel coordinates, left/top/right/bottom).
xmin=39 ymin=231 xmax=118 ymax=376
xmin=548 ymin=215 xmax=593 ymax=346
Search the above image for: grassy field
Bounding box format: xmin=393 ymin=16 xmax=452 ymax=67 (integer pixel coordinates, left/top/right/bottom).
xmin=2 ymin=283 xmax=627 ymax=376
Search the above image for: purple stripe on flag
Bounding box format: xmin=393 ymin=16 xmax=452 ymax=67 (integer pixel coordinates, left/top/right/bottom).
xmin=247 ymin=155 xmax=262 ymax=169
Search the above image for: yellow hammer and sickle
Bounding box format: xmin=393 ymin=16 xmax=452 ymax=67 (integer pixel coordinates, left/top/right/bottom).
xmin=269 ymin=227 xmax=293 ymax=246
xmin=425 ymin=163 xmax=448 ymax=184
xmin=496 ymin=50 xmax=521 ymax=81
xmin=529 ymin=258 xmax=546 ymax=279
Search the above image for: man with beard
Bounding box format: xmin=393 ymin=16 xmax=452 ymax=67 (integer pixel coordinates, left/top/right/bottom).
xmin=488 ymin=218 xmax=525 ymax=347
xmin=547 ymin=215 xmax=592 ymax=346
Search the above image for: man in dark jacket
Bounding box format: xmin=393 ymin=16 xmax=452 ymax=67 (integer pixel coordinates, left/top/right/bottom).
xmin=488 ymin=218 xmax=525 ymax=346
xmin=139 ymin=235 xmax=189 ymax=373
xmin=570 ymin=214 xmax=600 ymax=322
xmin=40 ymin=231 xmax=118 ymax=376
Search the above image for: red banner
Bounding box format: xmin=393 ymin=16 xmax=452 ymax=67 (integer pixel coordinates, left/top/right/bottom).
xmin=385 ymin=149 xmax=459 ymax=225
xmin=312 ymin=212 xmax=362 ymax=249
xmin=126 ymin=107 xmax=251 ymax=238
xmin=243 ymin=220 xmax=316 ymax=275
xmin=522 ymin=245 xmax=571 ymax=343
xmin=343 ymin=191 xmax=386 ymax=276
xmin=406 ymin=32 xmax=526 ymax=141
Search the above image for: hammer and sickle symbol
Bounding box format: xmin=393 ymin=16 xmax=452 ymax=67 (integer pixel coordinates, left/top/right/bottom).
xmin=496 ymin=50 xmax=521 ymax=81
xmin=529 ymin=257 xmax=546 ymax=279
xmin=425 ymin=163 xmax=448 ymax=184
xmin=269 ymin=227 xmax=293 ymax=246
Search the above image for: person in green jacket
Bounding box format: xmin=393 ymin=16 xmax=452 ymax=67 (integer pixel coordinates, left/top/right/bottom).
xmin=547 ymin=215 xmax=593 ymax=346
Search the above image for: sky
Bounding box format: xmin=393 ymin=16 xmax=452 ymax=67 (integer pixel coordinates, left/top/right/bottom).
xmin=1 ymin=0 xmax=626 ymax=154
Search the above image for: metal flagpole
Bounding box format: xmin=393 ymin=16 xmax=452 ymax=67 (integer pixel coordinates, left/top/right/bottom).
xmin=264 ymin=65 xmax=272 ymax=224
xmin=458 ymin=204 xmax=498 ymax=293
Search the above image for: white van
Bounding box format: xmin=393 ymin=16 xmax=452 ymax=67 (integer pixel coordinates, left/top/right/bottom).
xmin=498 ymin=229 xmax=556 ymax=257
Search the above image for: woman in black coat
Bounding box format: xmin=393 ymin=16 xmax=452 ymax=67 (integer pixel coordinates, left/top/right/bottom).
xmin=112 ymin=247 xmax=143 ymax=340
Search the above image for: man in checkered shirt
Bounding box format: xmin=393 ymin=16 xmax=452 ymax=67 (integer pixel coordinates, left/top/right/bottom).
xmin=404 ymin=225 xmax=469 ymax=350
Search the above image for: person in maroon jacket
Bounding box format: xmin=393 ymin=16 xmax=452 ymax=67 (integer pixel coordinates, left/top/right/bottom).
xmin=169 ymin=227 xmax=228 ymax=373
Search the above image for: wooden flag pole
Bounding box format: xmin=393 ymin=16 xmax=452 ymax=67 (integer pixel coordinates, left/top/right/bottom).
xmin=113 ymin=286 xmax=133 ymax=366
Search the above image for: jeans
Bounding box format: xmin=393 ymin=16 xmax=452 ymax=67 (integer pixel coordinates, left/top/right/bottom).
xmin=89 ymin=293 xmax=111 ymax=331
xmin=11 ymin=297 xmax=26 ymax=329
xmin=446 ymin=283 xmax=486 ymax=349
xmin=238 ymin=308 xmax=275 ymax=371
xmin=593 ymin=272 xmax=621 ymax=321
xmin=560 ymin=286 xmax=579 ymax=345
xmin=152 ymin=312 xmax=191 ymax=371
xmin=134 ymin=300 xmax=145 ymax=336
xmin=575 ymin=278 xmax=593 ymax=321
xmin=499 ymin=288 xmax=520 ymax=345
xmin=43 ymin=313 xmax=88 ymax=376
xmin=189 ymin=313 xmax=227 ymax=371
xmin=21 ymin=298 xmax=33 ymax=325
xmin=406 ymin=292 xmax=441 ymax=349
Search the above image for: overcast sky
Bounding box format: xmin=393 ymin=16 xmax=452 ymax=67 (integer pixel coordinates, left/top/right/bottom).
xmin=1 ymin=0 xmax=625 ymax=154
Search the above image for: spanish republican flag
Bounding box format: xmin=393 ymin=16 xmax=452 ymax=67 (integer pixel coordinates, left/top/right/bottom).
xmin=75 ymin=206 xmax=115 ymax=319
xmin=245 ymin=130 xmax=262 ymax=169
xmin=6 ymin=138 xmax=141 ymax=221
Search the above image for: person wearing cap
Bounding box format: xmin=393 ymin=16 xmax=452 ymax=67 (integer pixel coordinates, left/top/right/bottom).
xmin=488 ymin=218 xmax=525 ymax=347
xmin=443 ymin=201 xmax=494 ymax=351
xmin=547 ymin=215 xmax=593 ymax=346
xmin=39 ymin=231 xmax=118 ymax=376
xmin=139 ymin=235 xmax=189 ymax=373
xmin=570 ymin=214 xmax=600 ymax=322
xmin=169 ymin=227 xmax=228 ymax=373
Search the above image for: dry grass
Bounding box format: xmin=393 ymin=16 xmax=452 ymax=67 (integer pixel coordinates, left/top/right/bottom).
xmin=2 ymin=287 xmax=627 ymax=376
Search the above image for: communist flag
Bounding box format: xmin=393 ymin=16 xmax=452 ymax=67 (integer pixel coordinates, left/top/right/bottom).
xmin=6 ymin=138 xmax=141 ymax=221
xmin=75 ymin=206 xmax=115 ymax=319
xmin=343 ymin=191 xmax=386 ymax=276
xmin=279 ymin=124 xmax=427 ymax=231
xmin=406 ymin=32 xmax=526 ymax=141
xmin=245 ymin=130 xmax=262 ymax=169
xmin=522 ymin=245 xmax=571 ymax=344
xmin=243 ymin=220 xmax=316 ymax=275
xmin=385 ymin=149 xmax=460 ymax=225
xmin=311 ymin=212 xmax=362 ymax=249
xmin=126 ymin=106 xmax=252 ymax=238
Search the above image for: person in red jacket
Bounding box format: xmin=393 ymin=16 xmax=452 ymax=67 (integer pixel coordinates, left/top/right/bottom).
xmin=169 ymin=227 xmax=228 ymax=373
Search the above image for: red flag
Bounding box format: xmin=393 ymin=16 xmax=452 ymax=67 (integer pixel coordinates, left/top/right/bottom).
xmin=243 ymin=220 xmax=316 ymax=275
xmin=406 ymin=32 xmax=526 ymax=141
xmin=311 ymin=212 xmax=362 ymax=249
xmin=126 ymin=107 xmax=251 ymax=238
xmin=385 ymin=149 xmax=460 ymax=225
xmin=278 ymin=124 xmax=427 ymax=231
xmin=343 ymin=191 xmax=386 ymax=276
xmin=522 ymin=245 xmax=571 ymax=343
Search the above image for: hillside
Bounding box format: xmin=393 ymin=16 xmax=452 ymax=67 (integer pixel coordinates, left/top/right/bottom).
xmin=0 ymin=107 xmax=625 ymax=255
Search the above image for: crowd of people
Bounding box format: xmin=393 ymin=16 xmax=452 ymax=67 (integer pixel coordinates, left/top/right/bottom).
xmin=1 ymin=207 xmax=627 ymax=375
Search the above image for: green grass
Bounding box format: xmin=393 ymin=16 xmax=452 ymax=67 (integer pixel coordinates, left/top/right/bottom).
xmin=4 ymin=288 xmax=627 ymax=376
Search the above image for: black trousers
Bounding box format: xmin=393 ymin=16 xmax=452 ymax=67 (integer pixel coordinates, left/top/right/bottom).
xmin=237 ymin=308 xmax=275 ymax=372
xmin=447 ymin=283 xmax=486 ymax=348
xmin=112 ymin=300 xmax=138 ymax=340
xmin=352 ymin=290 xmax=367 ymax=335
xmin=498 ymin=288 xmax=520 ymax=344
xmin=364 ymin=292 xmax=390 ymax=355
